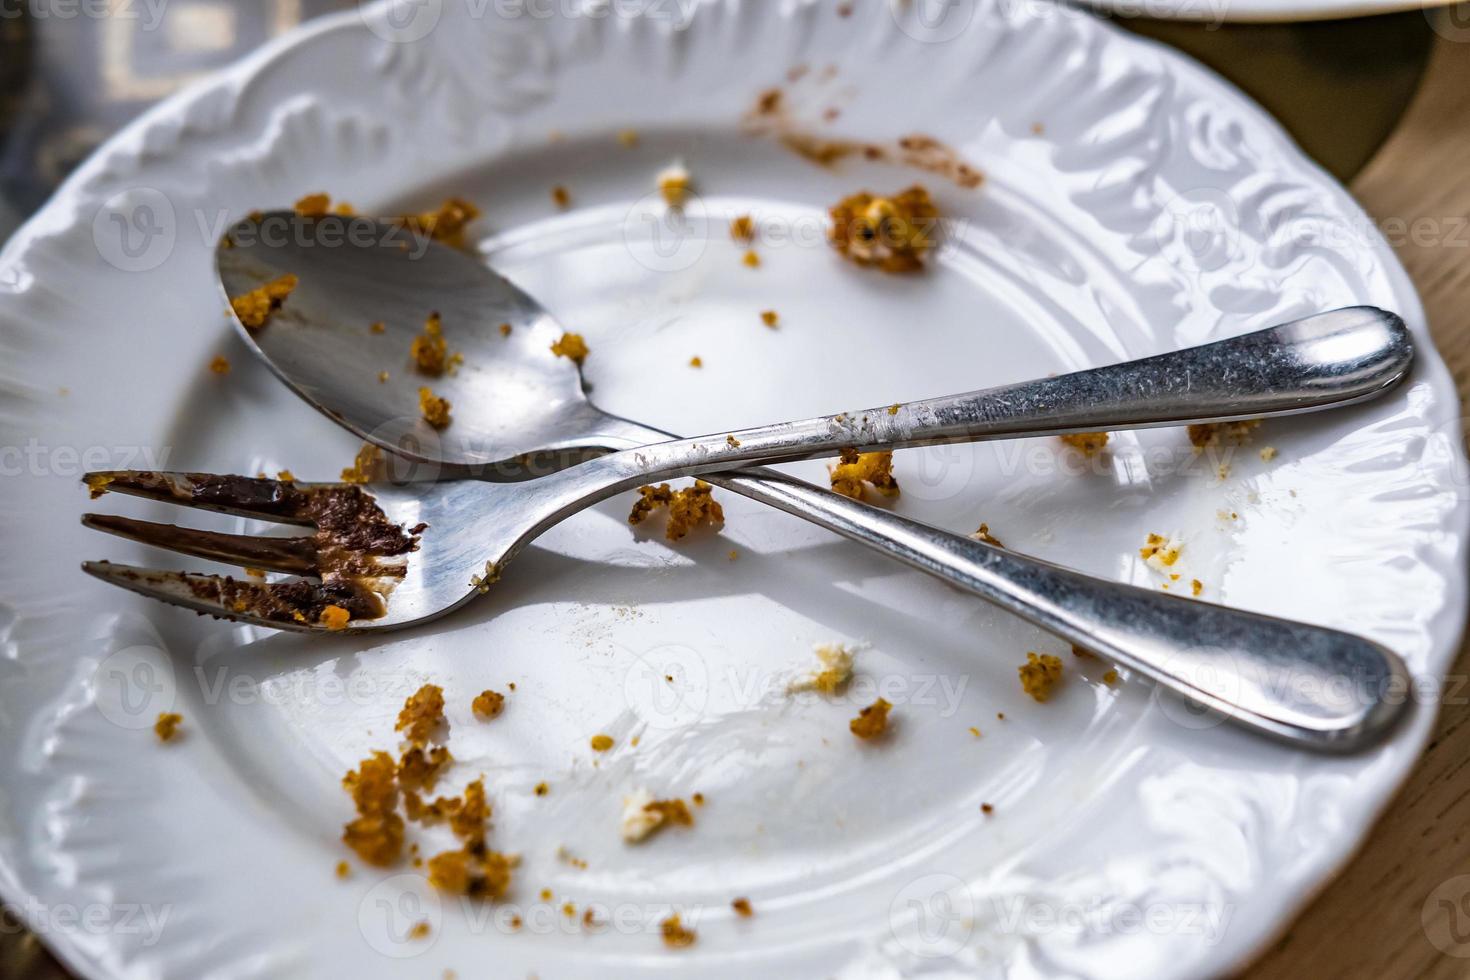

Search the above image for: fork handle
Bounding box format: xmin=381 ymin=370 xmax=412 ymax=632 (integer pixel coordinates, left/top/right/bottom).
xmin=595 ymin=418 xmax=1410 ymax=752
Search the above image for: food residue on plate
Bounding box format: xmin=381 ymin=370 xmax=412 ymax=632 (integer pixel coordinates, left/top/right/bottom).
xmin=1139 ymin=532 xmax=1182 ymax=571
xmin=411 ymin=312 xmax=450 ymax=375
xmin=1019 ymin=652 xmax=1063 ymax=702
xmin=660 ymin=913 xmax=696 ymax=948
xmin=829 ymin=449 xmax=900 ymax=501
xmin=620 ymin=789 xmax=695 ymax=843
xmin=828 ymin=185 xmax=939 ymax=273
xmin=849 ymin=698 xmax=892 ymax=739
xmin=472 ymin=689 xmax=506 ymax=720
xmin=209 ymin=355 xmax=230 ymax=375
xmin=657 ymin=160 xmax=692 ymax=208
xmin=760 ymin=310 xmax=779 ymax=328
xmin=1188 ymin=419 xmax=1261 ymax=449
xmin=1059 ymin=432 xmax=1109 ymax=457
xmin=787 ymin=642 xmax=856 ymax=695
xmin=154 ymin=712 xmax=182 ymax=742
xmin=628 ymin=481 xmax=725 ymax=540
xmin=395 ymin=197 xmax=481 ymax=248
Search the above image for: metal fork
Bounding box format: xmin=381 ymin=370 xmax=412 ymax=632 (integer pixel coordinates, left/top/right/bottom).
xmin=81 ymin=372 xmax=1413 ymax=749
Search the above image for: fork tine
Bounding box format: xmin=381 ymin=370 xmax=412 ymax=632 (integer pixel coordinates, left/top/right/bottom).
xmin=82 ymin=514 xmax=319 ymax=576
xmin=80 ymin=561 xmax=378 ymax=632
xmin=82 ymin=471 xmax=318 ymax=525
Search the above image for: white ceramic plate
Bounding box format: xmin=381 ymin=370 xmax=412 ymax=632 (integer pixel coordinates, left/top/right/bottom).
xmin=1074 ymin=0 xmax=1456 ymax=24
xmin=0 ymin=2 xmax=1465 ymax=978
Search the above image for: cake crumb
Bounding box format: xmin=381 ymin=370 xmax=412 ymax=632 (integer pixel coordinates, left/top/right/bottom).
xmin=395 ymin=197 xmax=481 ymax=248
xmin=1140 ymin=533 xmax=1182 ymax=571
xmin=1191 ymin=578 xmax=1203 ymax=596
xmin=1019 ymin=652 xmax=1063 ymax=702
xmin=230 ymin=273 xmax=297 ymax=329
xmin=472 ymin=689 xmax=505 ymax=720
xmin=850 ymin=698 xmax=892 ymax=739
xmin=590 ymin=733 xmax=614 ymax=752
xmin=829 ymin=448 xmax=899 ymax=501
xmin=658 ymin=160 xmax=693 ymax=208
xmin=418 ymin=387 xmax=452 ymax=429
xmin=730 ymin=214 xmax=755 ymax=243
xmin=788 ymin=643 xmax=856 ymax=694
xmin=760 ymin=310 xmax=779 ymax=328
xmin=618 ymin=129 xmax=640 ymax=148
xmin=689 ymin=356 xmax=703 ymax=368
xmin=411 ymin=311 xmax=450 ymax=375
xmin=335 ymin=860 xmax=350 ymax=879
xmin=320 ymin=605 xmax=351 ymax=630
xmin=742 ymin=249 xmax=761 ymax=268
xmin=628 ymin=481 xmax=724 ymax=540
xmin=396 ymin=684 xmax=446 ymax=746
xmin=828 ymin=185 xmax=939 ymax=273
xmin=154 ymin=712 xmax=182 ymax=742
xmin=551 ymin=185 xmax=571 ymax=209
xmin=1188 ymin=419 xmax=1260 ymax=449
xmin=550 ymin=332 xmax=589 ymax=365
xmin=1103 ymin=668 xmax=1119 ymax=686
xmin=1059 ymin=432 xmax=1109 ymax=456
xmin=732 ymin=897 xmax=753 ymax=917
xmin=661 ymin=913 xmax=697 ymax=948
xmin=209 ymin=355 xmax=230 ymax=375
xmin=621 ymin=789 xmax=694 ymax=843
xmin=1259 ymin=446 xmax=1278 ymax=461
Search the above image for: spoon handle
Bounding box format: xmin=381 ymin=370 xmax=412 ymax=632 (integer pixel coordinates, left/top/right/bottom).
xmin=587 ymin=414 xmax=1408 ymax=751
xmin=597 ymin=307 xmax=1411 ymax=479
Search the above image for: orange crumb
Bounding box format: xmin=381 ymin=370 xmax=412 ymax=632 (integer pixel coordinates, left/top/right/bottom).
xmin=208 ymin=355 xmax=230 ymax=375
xmin=850 ymin=698 xmax=892 ymax=739
xmin=320 ymin=605 xmax=351 ymax=630
xmin=1019 ymin=652 xmax=1063 ymax=702
xmin=230 ymin=274 xmax=297 ymax=329
xmin=154 ymin=712 xmax=182 ymax=742
xmin=829 ymin=448 xmax=899 ymax=501
xmin=760 ymin=310 xmax=779 ymax=328
xmin=418 ymin=387 xmax=452 ymax=429
xmin=628 ymin=481 xmax=724 ymax=540
xmin=590 ymin=734 xmax=614 ymax=752
xmin=550 ymin=332 xmax=589 ymax=365
xmin=472 ymin=689 xmax=505 ymax=720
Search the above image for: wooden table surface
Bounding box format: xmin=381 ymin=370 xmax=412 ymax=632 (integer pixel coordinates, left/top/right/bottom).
xmin=1248 ymin=18 xmax=1470 ymax=979
xmin=3 ymin=8 xmax=1470 ymax=980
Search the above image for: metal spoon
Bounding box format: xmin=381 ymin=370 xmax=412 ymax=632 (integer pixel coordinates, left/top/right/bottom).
xmin=197 ymin=212 xmax=1415 ymax=749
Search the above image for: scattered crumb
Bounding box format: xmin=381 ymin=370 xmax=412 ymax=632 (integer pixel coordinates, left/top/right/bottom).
xmin=621 ymin=789 xmax=694 ymax=843
xmin=1103 ymin=669 xmax=1119 ymax=686
xmin=341 ymin=751 xmax=405 ymax=865
xmin=230 ymin=273 xmax=298 ymax=329
xmin=534 ymin=782 xmax=549 ymax=797
xmin=370 ymin=321 xmax=386 ymax=334
xmin=628 ymin=481 xmax=724 ymax=540
xmin=760 ymin=310 xmax=779 ymax=328
xmin=617 ymin=129 xmax=639 ymax=148
xmin=340 ymin=443 xmax=384 ymax=484
xmin=472 ymin=689 xmax=506 ymax=720
xmin=551 ymin=185 xmax=571 ymax=209
xmin=1259 ymin=446 xmax=1278 ymax=461
xmin=377 ymin=370 xmax=389 ymax=383
xmin=1019 ymin=652 xmax=1063 ymax=702
xmin=550 ymin=332 xmax=589 ymax=365
xmin=154 ymin=712 xmax=182 ymax=742
xmin=787 ymin=643 xmax=856 ymax=694
xmin=209 ymin=355 xmax=230 ymax=375
xmin=277 ymin=469 xmax=296 ymax=482
xmin=1031 ymin=122 xmax=1045 ymax=135
xmin=661 ymin=913 xmax=696 ymax=948
xmin=320 ymin=605 xmax=351 ymax=631
xmin=726 ymin=434 xmax=742 ymax=448
xmin=972 ymin=523 xmax=1005 ymax=548
xmin=1188 ymin=419 xmax=1261 ymax=449
xmin=590 ymin=733 xmax=614 ymax=752
xmin=1140 ymin=532 xmax=1182 ymax=571
xmin=888 ymin=404 xmax=900 ymax=415
xmin=1191 ymin=578 xmax=1203 ymax=596
xmin=470 ymin=560 xmax=501 ymax=594
xmin=742 ymin=249 xmax=761 ymax=268
xmin=850 ymin=698 xmax=893 ymax=739
xmin=689 ymin=356 xmax=703 ymax=368
xmin=692 ymin=792 xmax=705 ymax=806
xmin=411 ymin=312 xmax=450 ymax=375
xmin=731 ymin=214 xmax=755 ymax=243
xmin=396 ymin=684 xmax=446 ymax=746
xmin=981 ymin=802 xmax=994 ymax=814
xmin=418 ymin=387 xmax=452 ymax=429
xmin=1070 ymin=643 xmax=1094 ymax=659
xmin=1059 ymin=432 xmax=1109 ymax=456
xmin=408 ymin=921 xmax=431 ymax=940
xmin=395 ymin=197 xmax=481 ymax=248
xmin=828 ymin=185 xmax=939 ymax=273
xmin=727 ymin=549 xmax=739 ymax=561
xmin=499 ymin=322 xmax=513 ymax=337
xmin=829 ymin=448 xmax=899 ymax=501
xmin=335 ymin=860 xmax=351 ymax=879
xmin=732 ymin=897 xmax=753 ymax=917
xmin=968 ymin=726 xmax=981 ymax=738
xmin=658 ymin=160 xmax=692 ymax=207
